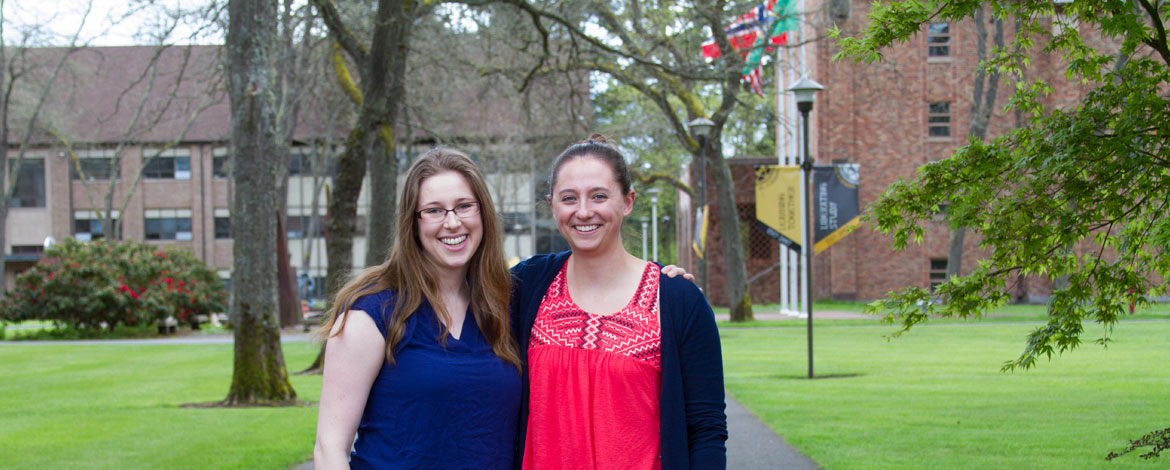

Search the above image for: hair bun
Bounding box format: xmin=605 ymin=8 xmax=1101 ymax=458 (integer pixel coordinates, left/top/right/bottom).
xmin=583 ymin=133 xmax=609 ymax=145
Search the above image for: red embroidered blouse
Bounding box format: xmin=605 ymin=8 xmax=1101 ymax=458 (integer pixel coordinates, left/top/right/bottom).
xmin=523 ymin=261 xmax=663 ymax=470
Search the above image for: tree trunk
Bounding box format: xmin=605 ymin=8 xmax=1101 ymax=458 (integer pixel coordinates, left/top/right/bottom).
xmin=224 ymin=0 xmax=296 ymax=405
xmin=365 ymin=136 xmax=397 ymax=266
xmin=946 ymin=227 xmax=965 ymax=280
xmin=946 ymin=6 xmax=1002 ymax=283
xmin=324 ymin=0 xmax=412 ymax=299
xmin=363 ymin=0 xmax=413 ymax=267
xmin=708 ymin=141 xmax=754 ymax=322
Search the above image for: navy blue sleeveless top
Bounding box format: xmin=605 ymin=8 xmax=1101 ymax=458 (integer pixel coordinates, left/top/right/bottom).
xmin=348 ymin=290 xmax=521 ymax=469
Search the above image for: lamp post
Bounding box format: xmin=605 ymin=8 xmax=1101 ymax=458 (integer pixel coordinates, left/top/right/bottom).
xmin=788 ymin=76 xmax=823 ymax=379
xmin=646 ymin=188 xmax=661 ymax=262
xmin=640 ymin=217 xmax=650 ymax=261
xmin=688 ymin=117 xmax=714 ymax=293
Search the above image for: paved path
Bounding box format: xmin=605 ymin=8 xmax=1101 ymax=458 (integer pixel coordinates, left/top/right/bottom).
xmin=716 ymin=309 xmax=869 ymax=321
xmin=292 ymin=392 xmax=817 ymax=470
xmin=725 ymin=392 xmax=819 ymax=469
xmin=0 ymin=331 xmax=314 ymax=346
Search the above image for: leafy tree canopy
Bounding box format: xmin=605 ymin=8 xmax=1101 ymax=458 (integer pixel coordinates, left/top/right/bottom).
xmin=832 ymin=0 xmax=1169 ymax=374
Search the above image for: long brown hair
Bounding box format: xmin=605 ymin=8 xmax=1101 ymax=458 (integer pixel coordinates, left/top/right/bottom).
xmin=317 ymin=148 xmax=520 ymax=370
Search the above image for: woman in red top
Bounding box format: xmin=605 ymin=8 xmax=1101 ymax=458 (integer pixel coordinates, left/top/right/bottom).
xmin=519 ymin=135 xmax=727 ymax=470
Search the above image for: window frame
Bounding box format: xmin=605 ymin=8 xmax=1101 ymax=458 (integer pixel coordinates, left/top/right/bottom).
xmin=214 ymin=208 xmax=232 ymax=239
xmin=927 ymin=22 xmax=951 ymax=57
xmin=142 ymin=148 xmax=192 ymax=180
xmin=8 ymin=158 xmax=46 ymax=208
xmin=70 ymin=149 xmax=120 ymax=181
xmin=212 ymin=147 xmax=231 ymax=179
xmin=928 ymin=102 xmax=953 ymax=138
xmin=144 ymin=209 xmax=194 ymax=241
xmin=929 ymin=258 xmax=948 ymax=291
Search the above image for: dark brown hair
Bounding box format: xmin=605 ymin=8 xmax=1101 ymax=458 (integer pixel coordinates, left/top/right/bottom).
xmin=548 ymin=133 xmax=632 ymax=196
xmin=318 ymin=148 xmax=520 ymax=370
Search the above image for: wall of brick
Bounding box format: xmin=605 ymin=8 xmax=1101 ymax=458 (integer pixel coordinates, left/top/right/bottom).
xmin=696 ymin=1 xmax=1108 ymax=306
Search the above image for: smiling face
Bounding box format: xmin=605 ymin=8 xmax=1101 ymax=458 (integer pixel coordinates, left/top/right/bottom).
xmin=549 ymin=156 xmax=635 ymax=255
xmin=416 ymin=170 xmax=483 ymax=278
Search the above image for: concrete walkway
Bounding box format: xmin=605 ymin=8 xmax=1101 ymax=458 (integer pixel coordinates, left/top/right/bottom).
xmin=292 ymin=392 xmax=817 ymax=470
xmin=725 ymin=392 xmax=819 ymax=469
xmin=716 ymin=309 xmax=869 ymax=321
xmin=0 ymin=331 xmax=314 ymax=346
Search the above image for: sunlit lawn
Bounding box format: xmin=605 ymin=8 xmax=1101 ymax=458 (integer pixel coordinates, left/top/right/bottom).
xmin=721 ymin=318 xmax=1170 ymax=469
xmin=0 ymin=340 xmax=322 ymax=470
xmin=3 ymin=312 xmax=1168 ymax=469
xmin=715 ymin=301 xmax=1170 ymax=328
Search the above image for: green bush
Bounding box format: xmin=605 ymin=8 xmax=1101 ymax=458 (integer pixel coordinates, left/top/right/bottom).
xmin=0 ymin=238 xmax=228 ymax=332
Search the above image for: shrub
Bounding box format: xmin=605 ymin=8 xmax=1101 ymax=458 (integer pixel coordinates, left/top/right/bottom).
xmin=0 ymin=238 xmax=228 ymax=333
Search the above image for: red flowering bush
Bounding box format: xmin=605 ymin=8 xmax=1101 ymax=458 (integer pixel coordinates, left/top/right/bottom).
xmin=0 ymin=238 xmax=227 ymax=332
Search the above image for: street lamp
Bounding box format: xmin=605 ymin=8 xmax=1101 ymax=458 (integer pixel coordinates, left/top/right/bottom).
xmin=646 ymin=188 xmax=661 ymax=262
xmin=640 ymin=216 xmax=650 ymax=261
xmin=787 ymin=76 xmax=823 ymax=379
xmin=688 ymin=117 xmax=714 ymax=292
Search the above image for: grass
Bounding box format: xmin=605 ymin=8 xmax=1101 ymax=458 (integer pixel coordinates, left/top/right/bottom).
xmin=715 ymin=302 xmax=1170 ymax=328
xmin=3 ymin=314 xmax=1167 ymax=469
xmin=1 ymin=321 xmax=234 ymax=340
xmin=721 ymin=319 xmax=1170 ymax=469
xmin=0 ymin=340 xmax=322 ymax=470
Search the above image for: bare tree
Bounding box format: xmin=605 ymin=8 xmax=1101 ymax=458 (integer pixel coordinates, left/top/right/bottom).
xmin=1 ymin=0 xmax=92 ymax=289
xmin=49 ymin=44 xmax=222 ymax=242
xmin=464 ymin=0 xmax=774 ymax=320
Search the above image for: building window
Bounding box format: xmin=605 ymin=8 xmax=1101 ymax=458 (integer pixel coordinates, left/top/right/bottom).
xmin=145 ymin=209 xmax=193 ymax=240
xmin=501 ymin=212 xmax=531 ymax=234
xmin=215 ymin=218 xmax=231 ymax=239
xmin=928 ymin=23 xmax=950 ymax=57
xmin=7 ymin=158 xmax=45 ymax=207
xmin=286 ymin=215 xmax=326 ymax=239
xmin=11 ymin=245 xmax=44 ymax=255
xmin=143 ymin=148 xmax=191 ymax=180
xmin=212 ymin=147 xmax=231 ymax=178
xmin=71 ymin=149 xmax=119 ymax=181
xmin=289 ymin=148 xmax=308 ymax=176
xmin=930 ymin=258 xmax=948 ymax=291
xmin=928 ymin=102 xmax=952 ymax=137
xmin=74 ymin=211 xmax=121 ymax=241
xmin=214 ymin=208 xmax=231 ymax=239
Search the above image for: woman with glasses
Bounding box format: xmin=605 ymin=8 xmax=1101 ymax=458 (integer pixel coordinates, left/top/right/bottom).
xmin=313 ymin=148 xmax=521 ymax=469
xmin=511 ymin=135 xmax=727 ymax=469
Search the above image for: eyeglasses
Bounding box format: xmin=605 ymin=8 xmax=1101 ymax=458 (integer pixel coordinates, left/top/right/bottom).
xmin=416 ymin=202 xmax=480 ymax=222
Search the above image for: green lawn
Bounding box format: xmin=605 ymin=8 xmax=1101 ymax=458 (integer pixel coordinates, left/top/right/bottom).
xmin=721 ymin=319 xmax=1170 ymax=469
xmin=0 ymin=341 xmax=322 ymax=470
xmin=2 ymin=318 xmax=1167 ymax=469
xmin=716 ymin=302 xmax=1170 ymax=328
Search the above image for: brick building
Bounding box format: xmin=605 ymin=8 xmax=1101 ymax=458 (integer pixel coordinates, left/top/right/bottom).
xmin=686 ymin=1 xmax=1103 ymax=306
xmin=3 ymin=45 xmax=586 ymax=293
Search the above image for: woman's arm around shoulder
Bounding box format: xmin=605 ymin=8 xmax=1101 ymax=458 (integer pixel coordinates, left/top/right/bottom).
xmin=313 ymin=310 xmax=386 ymax=470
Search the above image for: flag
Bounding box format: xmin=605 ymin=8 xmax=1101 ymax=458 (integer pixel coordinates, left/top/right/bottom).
xmin=692 ymin=205 xmax=710 ymax=259
xmin=812 ymin=164 xmax=861 ymax=254
xmin=744 ymin=66 xmax=764 ymax=96
xmin=701 ymin=1 xmax=781 ymax=59
xmin=754 ymin=165 xmax=802 ymax=252
xmin=703 ymin=32 xmax=787 ymax=59
xmin=741 ymin=0 xmax=798 ymax=77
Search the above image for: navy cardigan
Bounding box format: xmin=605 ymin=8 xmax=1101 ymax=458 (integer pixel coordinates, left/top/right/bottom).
xmin=510 ymin=252 xmax=727 ymax=470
